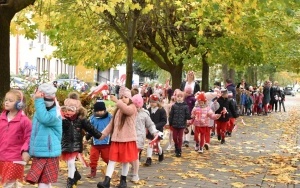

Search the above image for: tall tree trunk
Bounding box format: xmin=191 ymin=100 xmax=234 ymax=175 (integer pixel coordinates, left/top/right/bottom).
xmin=0 ymin=0 xmax=36 ymax=99
xmin=221 ymin=64 xmax=228 ymax=84
xmin=170 ymin=64 xmax=183 ymax=90
xmin=0 ymin=9 xmax=14 ymax=99
xmin=201 ymin=54 xmax=209 ymax=92
xmin=229 ymin=68 xmax=235 ymax=83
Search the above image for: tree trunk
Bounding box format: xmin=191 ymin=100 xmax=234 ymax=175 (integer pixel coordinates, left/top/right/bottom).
xmin=0 ymin=0 xmax=36 ymax=99
xmin=170 ymin=64 xmax=183 ymax=90
xmin=0 ymin=8 xmax=14 ymax=99
xmin=201 ymin=54 xmax=209 ymax=92
xmin=229 ymin=68 xmax=235 ymax=83
xmin=221 ymin=64 xmax=228 ymax=84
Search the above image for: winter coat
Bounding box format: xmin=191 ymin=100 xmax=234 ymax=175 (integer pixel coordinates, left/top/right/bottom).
xmin=169 ymin=102 xmax=191 ymax=129
xmin=102 ymin=100 xmax=137 ymax=142
xmin=147 ymin=107 xmax=167 ymax=132
xmin=240 ymin=93 xmax=248 ymax=105
xmin=226 ymin=83 xmax=237 ymax=99
xmin=62 ymin=113 xmax=102 ymax=153
xmin=185 ymin=94 xmax=196 ymax=113
xmin=180 ymin=81 xmax=200 ymax=95
xmin=135 ymin=109 xmax=158 ymax=149
xmin=190 ymin=106 xmax=219 ymax=127
xmin=215 ymin=97 xmax=237 ymax=122
xmin=29 ymin=98 xmax=62 ymax=157
xmin=0 ymin=110 xmax=32 ymax=161
xmin=88 ymin=112 xmax=112 ymax=145
xmin=263 ymin=86 xmax=271 ymax=104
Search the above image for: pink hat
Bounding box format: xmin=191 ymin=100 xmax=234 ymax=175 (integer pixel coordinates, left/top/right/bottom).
xmin=119 ymin=86 xmax=132 ymax=98
xmin=64 ymin=98 xmax=82 ymax=110
xmin=131 ymin=94 xmax=144 ymax=108
xmin=184 ymin=86 xmax=193 ymax=95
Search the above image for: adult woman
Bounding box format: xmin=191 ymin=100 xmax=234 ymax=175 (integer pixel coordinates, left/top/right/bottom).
xmin=180 ymin=71 xmax=200 ymax=95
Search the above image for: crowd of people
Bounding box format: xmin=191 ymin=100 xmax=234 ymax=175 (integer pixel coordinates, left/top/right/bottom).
xmin=0 ymin=72 xmax=288 ymax=188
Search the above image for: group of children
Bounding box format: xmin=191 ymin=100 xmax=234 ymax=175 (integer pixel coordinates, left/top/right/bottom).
xmin=0 ymin=81 xmax=241 ymax=188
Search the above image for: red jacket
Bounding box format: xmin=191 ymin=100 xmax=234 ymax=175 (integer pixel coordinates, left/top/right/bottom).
xmin=0 ymin=110 xmax=32 ymax=161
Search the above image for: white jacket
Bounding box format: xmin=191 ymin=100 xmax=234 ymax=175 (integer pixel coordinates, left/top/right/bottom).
xmin=135 ymin=108 xmax=158 ymax=149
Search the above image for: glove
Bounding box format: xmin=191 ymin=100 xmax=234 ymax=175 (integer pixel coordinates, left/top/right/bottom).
xmin=85 ymin=133 xmax=92 ymax=141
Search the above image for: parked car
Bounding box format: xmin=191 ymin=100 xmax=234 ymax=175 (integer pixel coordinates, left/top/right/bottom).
xmin=10 ymin=77 xmax=29 ymax=90
xmin=55 ymin=79 xmax=88 ymax=91
xmin=284 ymin=86 xmax=296 ymax=96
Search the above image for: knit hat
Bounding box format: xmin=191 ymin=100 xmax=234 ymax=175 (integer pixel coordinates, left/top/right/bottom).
xmin=221 ymin=88 xmax=228 ymax=94
xmin=197 ymin=92 xmax=207 ymax=102
xmin=131 ymin=94 xmax=144 ymax=108
xmin=64 ymin=92 xmax=82 ymax=110
xmin=94 ymin=99 xmax=106 ymax=112
xmin=38 ymin=83 xmax=57 ymax=107
xmin=38 ymin=83 xmax=57 ymax=98
xmin=184 ymin=86 xmax=193 ymax=95
xmin=149 ymin=94 xmax=160 ymax=103
xmin=119 ymin=86 xmax=132 ymax=98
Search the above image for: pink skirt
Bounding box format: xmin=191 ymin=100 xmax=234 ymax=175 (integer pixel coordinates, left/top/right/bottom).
xmin=109 ymin=141 xmax=138 ymax=163
xmin=0 ymin=161 xmax=24 ymax=184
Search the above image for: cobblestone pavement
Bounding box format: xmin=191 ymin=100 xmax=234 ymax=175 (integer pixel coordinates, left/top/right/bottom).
xmin=22 ymin=94 xmax=300 ymax=188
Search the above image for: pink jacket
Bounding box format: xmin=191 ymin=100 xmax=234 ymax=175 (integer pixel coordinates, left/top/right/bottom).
xmin=102 ymin=100 xmax=137 ymax=142
xmin=0 ymin=110 xmax=32 ymax=161
xmin=190 ymin=106 xmax=218 ymax=127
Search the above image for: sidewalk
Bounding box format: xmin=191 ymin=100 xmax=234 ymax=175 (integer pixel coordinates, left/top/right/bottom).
xmin=23 ymin=95 xmax=300 ymax=188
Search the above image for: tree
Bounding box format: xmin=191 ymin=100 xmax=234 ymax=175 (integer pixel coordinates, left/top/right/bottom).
xmin=0 ymin=0 xmax=36 ymax=99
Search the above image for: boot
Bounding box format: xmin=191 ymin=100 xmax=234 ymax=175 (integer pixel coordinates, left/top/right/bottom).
xmin=74 ymin=169 xmax=81 ymax=185
xmin=144 ymin=157 xmax=152 ymax=166
xmin=118 ymin=175 xmax=127 ymax=188
xmin=97 ymin=176 xmax=111 ymax=188
xmin=87 ymin=167 xmax=97 ymax=178
xmin=66 ymin=177 xmax=75 ymax=188
xmin=158 ymin=151 xmax=164 ymax=162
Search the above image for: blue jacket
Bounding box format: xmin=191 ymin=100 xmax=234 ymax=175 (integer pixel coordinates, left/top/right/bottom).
xmin=29 ymin=98 xmax=62 ymax=157
xmin=90 ymin=112 xmax=112 ymax=145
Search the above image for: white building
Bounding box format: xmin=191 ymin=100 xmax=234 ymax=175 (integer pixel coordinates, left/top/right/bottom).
xmin=9 ymin=31 xmax=75 ymax=81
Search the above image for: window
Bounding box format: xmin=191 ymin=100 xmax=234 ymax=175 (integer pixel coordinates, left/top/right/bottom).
xmin=36 ymin=58 xmax=40 ymax=74
xmin=42 ymin=58 xmax=45 ymax=72
xmin=47 ymin=59 xmax=50 ymax=78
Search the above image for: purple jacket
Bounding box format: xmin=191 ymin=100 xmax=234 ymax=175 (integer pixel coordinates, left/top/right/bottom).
xmin=185 ymin=95 xmax=196 ymax=113
xmin=0 ymin=110 xmax=32 ymax=161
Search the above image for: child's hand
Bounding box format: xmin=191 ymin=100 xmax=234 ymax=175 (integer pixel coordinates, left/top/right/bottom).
xmin=22 ymin=151 xmax=30 ymax=162
xmin=110 ymin=95 xmax=118 ymax=103
xmin=34 ymin=91 xmax=44 ymax=98
xmin=216 ymin=114 xmax=221 ymax=119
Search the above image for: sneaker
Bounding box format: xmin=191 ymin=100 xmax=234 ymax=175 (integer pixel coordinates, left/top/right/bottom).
xmin=144 ymin=158 xmax=152 ymax=166
xmin=227 ymin=132 xmax=232 ymax=137
xmin=184 ymin=141 xmax=189 ymax=147
xmin=204 ymin=143 xmax=209 ymax=150
xmin=166 ymin=145 xmax=172 ymax=151
xmin=131 ymin=175 xmax=140 ymax=182
xmin=158 ymin=151 xmax=164 ymax=162
xmin=217 ymin=135 xmax=221 ymax=141
xmin=210 ymin=132 xmax=215 ymax=138
xmin=198 ymin=147 xmax=203 ymax=153
xmin=176 ymin=152 xmax=181 ymax=157
xmin=194 ymin=144 xmax=199 ymax=151
xmin=221 ymin=139 xmax=225 ymax=144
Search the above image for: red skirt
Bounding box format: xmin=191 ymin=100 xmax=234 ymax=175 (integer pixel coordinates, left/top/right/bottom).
xmin=0 ymin=161 xmax=24 ymax=184
xmin=109 ymin=141 xmax=138 ymax=163
xmin=26 ymin=157 xmax=59 ymax=184
xmin=60 ymin=152 xmax=79 ymax=161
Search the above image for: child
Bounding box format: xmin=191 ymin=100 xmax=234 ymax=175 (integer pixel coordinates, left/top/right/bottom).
xmin=85 ymin=98 xmax=112 ymax=178
xmin=97 ymin=86 xmax=138 ymax=188
xmin=130 ymin=94 xmax=159 ymax=182
xmin=255 ymin=87 xmax=264 ymax=115
xmin=227 ymin=91 xmax=239 ymax=137
xmin=245 ymin=90 xmax=253 ymax=116
xmin=240 ymin=88 xmax=247 ymax=115
xmin=26 ymin=83 xmax=62 ymax=188
xmin=169 ymin=91 xmax=191 ymax=157
xmin=144 ymin=94 xmax=167 ymax=166
xmin=190 ymin=92 xmax=220 ymax=153
xmin=183 ymin=86 xmax=196 ymax=147
xmin=60 ymin=92 xmax=102 ymax=187
xmin=278 ymin=89 xmax=286 ymax=112
xmin=215 ymin=89 xmax=238 ymax=144
xmin=164 ymin=96 xmax=176 ymax=151
xmin=0 ymin=90 xmax=31 ymax=187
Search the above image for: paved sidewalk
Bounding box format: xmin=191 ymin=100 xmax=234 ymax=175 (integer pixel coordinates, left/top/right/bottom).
xmin=23 ymin=95 xmax=300 ymax=188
